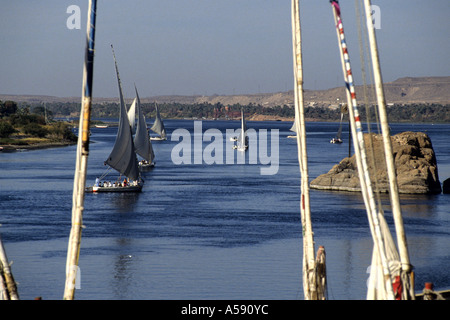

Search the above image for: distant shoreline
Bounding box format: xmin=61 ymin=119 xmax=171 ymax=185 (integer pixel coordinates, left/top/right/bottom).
xmin=0 ymin=141 xmax=76 ymax=152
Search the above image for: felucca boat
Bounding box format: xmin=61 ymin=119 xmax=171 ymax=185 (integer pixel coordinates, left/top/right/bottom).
xmin=330 ymin=109 xmax=344 ymax=144
xmin=86 ymin=45 xmax=143 ymax=193
xmin=233 ymin=108 xmax=249 ymax=151
xmin=287 ymin=122 xmax=297 ymax=138
xmin=132 ymin=85 xmax=155 ymax=171
xmin=150 ymin=103 xmax=167 ymax=140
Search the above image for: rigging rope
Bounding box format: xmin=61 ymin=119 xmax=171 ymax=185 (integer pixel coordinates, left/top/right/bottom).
xmin=98 ymin=166 xmax=114 ymax=181
xmin=354 ymin=0 xmax=385 ymax=220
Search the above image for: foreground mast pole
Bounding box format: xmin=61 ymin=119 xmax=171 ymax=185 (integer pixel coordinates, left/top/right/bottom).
xmin=362 ymin=0 xmax=413 ymax=299
xmin=0 ymin=233 xmax=19 ymax=300
xmin=329 ymin=0 xmax=395 ymax=299
xmin=64 ymin=0 xmax=98 ymax=300
xmin=291 ymin=0 xmax=319 ymax=300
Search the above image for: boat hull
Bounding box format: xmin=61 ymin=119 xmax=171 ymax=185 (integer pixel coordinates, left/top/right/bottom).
xmin=139 ymin=163 xmax=155 ymax=172
xmin=86 ymin=185 xmax=143 ymax=193
xmin=330 ymin=138 xmax=343 ymax=144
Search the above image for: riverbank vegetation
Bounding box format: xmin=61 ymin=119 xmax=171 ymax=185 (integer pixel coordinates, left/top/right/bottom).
xmin=2 ymin=99 xmax=449 ymax=132
xmin=25 ymin=101 xmax=450 ymax=123
xmin=0 ymin=101 xmax=77 ymax=149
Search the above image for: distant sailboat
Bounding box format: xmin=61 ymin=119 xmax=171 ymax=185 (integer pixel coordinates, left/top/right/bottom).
xmin=287 ymin=122 xmax=297 ymax=138
xmin=150 ymin=104 xmax=167 ymax=140
xmin=233 ymin=108 xmax=248 ymax=151
xmin=132 ymin=85 xmax=155 ymax=172
xmin=330 ymin=110 xmax=344 ymax=144
xmin=87 ymin=45 xmax=143 ymax=193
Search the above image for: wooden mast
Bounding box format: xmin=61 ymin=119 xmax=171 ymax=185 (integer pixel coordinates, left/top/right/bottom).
xmin=362 ymin=0 xmax=413 ymax=299
xmin=329 ymin=0 xmax=395 ymax=299
xmin=64 ymin=0 xmax=98 ymax=300
xmin=291 ymin=0 xmax=319 ymax=300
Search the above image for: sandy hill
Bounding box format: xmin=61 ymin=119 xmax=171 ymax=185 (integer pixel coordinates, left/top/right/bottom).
xmin=2 ymin=76 xmax=449 ymax=107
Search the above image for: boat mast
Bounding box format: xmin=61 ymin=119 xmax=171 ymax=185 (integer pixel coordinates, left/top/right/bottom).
xmin=330 ymin=0 xmax=396 ymax=299
xmin=291 ymin=0 xmax=319 ymax=300
xmin=64 ymin=0 xmax=98 ymax=300
xmin=362 ymin=0 xmax=413 ymax=299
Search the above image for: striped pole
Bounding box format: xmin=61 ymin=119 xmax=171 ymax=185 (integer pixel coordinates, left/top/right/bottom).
xmin=330 ymin=0 xmax=395 ymax=299
xmin=64 ymin=0 xmax=98 ymax=300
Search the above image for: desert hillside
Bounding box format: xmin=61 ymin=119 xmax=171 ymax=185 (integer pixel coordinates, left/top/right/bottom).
xmin=1 ymin=76 xmax=449 ymax=107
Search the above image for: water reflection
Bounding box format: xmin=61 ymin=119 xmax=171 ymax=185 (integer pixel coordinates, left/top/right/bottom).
xmin=112 ymin=238 xmax=134 ymax=299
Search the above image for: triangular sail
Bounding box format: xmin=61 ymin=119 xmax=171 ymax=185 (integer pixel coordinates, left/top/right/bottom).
xmin=105 ymin=45 xmax=140 ymax=181
xmin=127 ymin=98 xmax=137 ymax=134
xmin=150 ymin=104 xmax=166 ymax=139
xmin=290 ymin=122 xmax=297 ymax=133
xmin=134 ymin=85 xmax=155 ymax=163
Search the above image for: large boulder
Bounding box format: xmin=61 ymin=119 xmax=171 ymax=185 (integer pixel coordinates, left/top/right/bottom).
xmin=310 ymin=131 xmax=442 ymax=194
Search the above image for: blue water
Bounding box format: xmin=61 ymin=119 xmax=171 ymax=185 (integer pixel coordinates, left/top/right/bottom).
xmin=0 ymin=120 xmax=449 ymax=300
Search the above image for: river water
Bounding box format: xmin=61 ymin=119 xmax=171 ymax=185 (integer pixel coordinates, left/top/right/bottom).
xmin=0 ymin=120 xmax=449 ymax=300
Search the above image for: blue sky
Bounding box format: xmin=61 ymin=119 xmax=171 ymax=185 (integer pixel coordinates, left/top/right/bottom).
xmin=0 ymin=0 xmax=449 ymax=99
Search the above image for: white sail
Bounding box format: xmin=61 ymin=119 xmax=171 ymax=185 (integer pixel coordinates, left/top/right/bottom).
xmin=150 ymin=104 xmax=166 ymax=139
xmin=287 ymin=122 xmax=297 ymax=138
xmin=127 ymin=98 xmax=137 ymax=134
xmin=134 ymin=86 xmax=155 ymax=163
xmin=105 ymin=46 xmax=140 ymax=181
xmin=367 ymin=211 xmax=402 ymax=300
xmin=237 ymin=109 xmax=248 ymax=151
xmin=289 ymin=122 xmax=297 ymax=133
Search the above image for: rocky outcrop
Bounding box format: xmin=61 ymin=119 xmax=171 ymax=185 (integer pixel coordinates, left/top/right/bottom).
xmin=310 ymin=132 xmax=442 ymax=194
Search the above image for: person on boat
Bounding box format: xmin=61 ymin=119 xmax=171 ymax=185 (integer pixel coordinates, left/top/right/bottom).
xmin=95 ymin=177 xmax=99 ymax=187
xmin=123 ymin=179 xmax=128 ymax=187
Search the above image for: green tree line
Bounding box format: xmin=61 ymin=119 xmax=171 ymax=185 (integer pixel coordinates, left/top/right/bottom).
xmin=12 ymin=101 xmax=450 ymax=123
